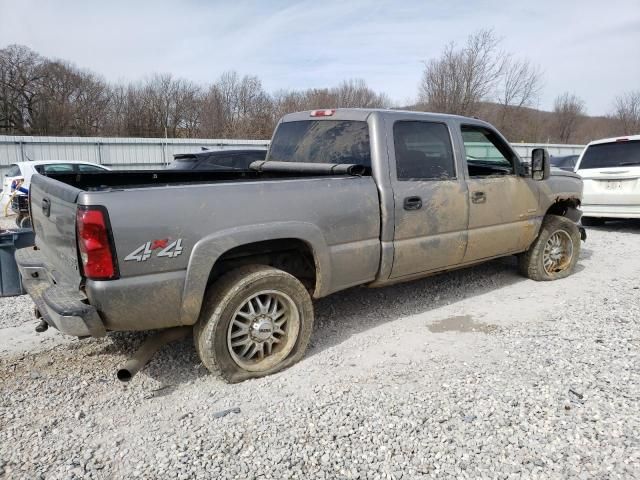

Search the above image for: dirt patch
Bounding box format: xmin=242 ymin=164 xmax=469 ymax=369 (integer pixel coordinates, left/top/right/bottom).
xmin=428 ymin=314 xmax=499 ymax=334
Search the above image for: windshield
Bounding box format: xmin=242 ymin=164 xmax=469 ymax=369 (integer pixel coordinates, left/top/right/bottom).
xmin=267 ymin=120 xmax=371 ymax=167
xmin=579 ymin=140 xmax=640 ymax=169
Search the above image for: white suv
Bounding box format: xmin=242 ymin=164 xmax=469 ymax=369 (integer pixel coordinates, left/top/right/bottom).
xmin=574 ymin=135 xmax=640 ymax=224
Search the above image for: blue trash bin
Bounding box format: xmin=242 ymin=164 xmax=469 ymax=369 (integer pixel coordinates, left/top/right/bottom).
xmin=0 ymin=228 xmax=35 ymax=297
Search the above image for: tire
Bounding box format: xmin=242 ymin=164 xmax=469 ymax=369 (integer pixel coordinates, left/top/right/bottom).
xmin=518 ymin=215 xmax=581 ymax=281
xmin=581 ymin=216 xmax=605 ymax=227
xmin=194 ymin=265 xmax=314 ymax=383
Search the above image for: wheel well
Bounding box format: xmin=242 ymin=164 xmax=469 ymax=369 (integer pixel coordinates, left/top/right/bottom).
xmin=207 ymin=239 xmax=317 ymax=292
xmin=546 ymin=198 xmax=582 ymax=222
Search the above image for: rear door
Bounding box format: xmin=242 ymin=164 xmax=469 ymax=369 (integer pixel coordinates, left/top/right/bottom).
xmin=389 ymin=120 xmax=469 ymax=278
xmin=460 ymin=125 xmax=539 ymax=261
xmin=576 ymin=140 xmax=640 ymax=207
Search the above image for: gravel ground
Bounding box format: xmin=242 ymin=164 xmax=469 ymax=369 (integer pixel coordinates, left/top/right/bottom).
xmin=0 ymin=213 xmax=17 ymax=230
xmin=1 ymin=220 xmax=639 ymax=479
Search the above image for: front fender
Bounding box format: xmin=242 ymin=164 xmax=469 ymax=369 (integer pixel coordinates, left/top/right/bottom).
xmin=179 ymin=221 xmax=331 ymax=325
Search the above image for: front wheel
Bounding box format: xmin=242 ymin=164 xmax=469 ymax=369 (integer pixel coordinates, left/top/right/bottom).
xmin=518 ymin=215 xmax=581 ymax=281
xmin=194 ymin=265 xmax=314 ymax=383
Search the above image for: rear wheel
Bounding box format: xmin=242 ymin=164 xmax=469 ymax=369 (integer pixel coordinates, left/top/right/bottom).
xmin=519 ymin=215 xmax=581 ymax=281
xmin=194 ymin=265 xmax=314 ymax=383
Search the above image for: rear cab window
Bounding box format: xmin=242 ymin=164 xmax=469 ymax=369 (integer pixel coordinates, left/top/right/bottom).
xmin=578 ymin=140 xmax=640 ymax=169
xmin=267 ymin=120 xmax=371 ymax=169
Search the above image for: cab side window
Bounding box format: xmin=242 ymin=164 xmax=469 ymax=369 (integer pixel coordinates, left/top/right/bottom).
xmin=394 ymin=121 xmax=456 ymax=180
xmin=461 ymin=126 xmax=516 ymax=177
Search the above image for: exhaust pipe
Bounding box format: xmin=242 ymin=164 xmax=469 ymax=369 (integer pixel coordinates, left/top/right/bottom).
xmin=117 ymin=326 xmax=191 ymax=382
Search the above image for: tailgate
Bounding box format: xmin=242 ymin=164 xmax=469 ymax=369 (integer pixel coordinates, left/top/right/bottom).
xmin=578 ymin=166 xmax=640 ymax=205
xmin=30 ymin=174 xmax=83 ymax=286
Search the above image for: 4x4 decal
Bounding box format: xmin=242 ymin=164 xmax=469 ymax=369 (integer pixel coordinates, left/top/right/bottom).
xmin=124 ymin=238 xmax=184 ymax=262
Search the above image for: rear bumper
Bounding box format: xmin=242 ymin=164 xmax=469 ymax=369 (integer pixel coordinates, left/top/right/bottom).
xmin=15 ymin=247 xmax=106 ymax=337
xmin=581 ymin=204 xmax=640 ymax=219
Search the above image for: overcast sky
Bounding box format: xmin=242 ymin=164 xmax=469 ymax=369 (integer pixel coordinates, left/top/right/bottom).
xmin=1 ymin=0 xmax=638 ymax=115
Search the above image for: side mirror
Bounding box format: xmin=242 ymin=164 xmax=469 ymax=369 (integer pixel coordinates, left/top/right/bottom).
xmin=531 ymin=148 xmax=550 ymax=181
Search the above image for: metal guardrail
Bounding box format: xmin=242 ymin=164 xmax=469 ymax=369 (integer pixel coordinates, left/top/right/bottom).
xmin=0 ymin=135 xmax=270 ymax=174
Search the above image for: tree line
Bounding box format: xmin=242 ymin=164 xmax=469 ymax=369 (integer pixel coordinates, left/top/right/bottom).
xmin=418 ymin=30 xmax=639 ymax=143
xmin=1 ymin=36 xmax=638 ymax=144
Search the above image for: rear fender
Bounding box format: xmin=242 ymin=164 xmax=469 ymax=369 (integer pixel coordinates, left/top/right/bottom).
xmin=179 ymin=222 xmax=330 ymax=325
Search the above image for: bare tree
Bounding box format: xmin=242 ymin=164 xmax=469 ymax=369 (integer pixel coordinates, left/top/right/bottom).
xmin=419 ymin=30 xmax=505 ymax=116
xmin=553 ymin=92 xmax=585 ymax=143
xmin=334 ymin=79 xmax=390 ymax=108
xmin=272 ymin=79 xmax=389 ymax=123
xmin=72 ymin=71 xmax=112 ymax=136
xmin=613 ymin=90 xmax=640 ymax=135
xmin=200 ymin=71 xmax=273 ymax=139
xmin=494 ymin=56 xmax=542 ymax=138
xmin=272 ymin=89 xmax=309 ymax=121
xmin=0 ymin=44 xmax=47 ymax=134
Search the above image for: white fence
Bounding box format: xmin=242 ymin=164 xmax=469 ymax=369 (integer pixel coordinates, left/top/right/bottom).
xmin=0 ymin=135 xmax=584 ymax=175
xmin=0 ymin=136 xmax=270 ymax=175
xmin=511 ymin=143 xmax=584 ymax=160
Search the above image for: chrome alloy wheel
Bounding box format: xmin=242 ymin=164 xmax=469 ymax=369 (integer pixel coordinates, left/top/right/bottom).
xmin=542 ymin=230 xmax=574 ymax=274
xmin=227 ymin=290 xmax=300 ymax=372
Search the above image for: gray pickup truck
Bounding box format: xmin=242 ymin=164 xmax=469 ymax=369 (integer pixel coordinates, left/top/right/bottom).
xmin=17 ymin=109 xmax=584 ymax=382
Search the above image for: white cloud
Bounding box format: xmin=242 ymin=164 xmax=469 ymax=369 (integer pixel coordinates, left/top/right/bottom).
xmin=0 ymin=0 xmax=638 ymax=114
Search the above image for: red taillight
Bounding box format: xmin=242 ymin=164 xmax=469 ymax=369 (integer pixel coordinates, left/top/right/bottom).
xmin=76 ymin=207 xmax=117 ymax=280
xmin=310 ymin=109 xmax=335 ymax=117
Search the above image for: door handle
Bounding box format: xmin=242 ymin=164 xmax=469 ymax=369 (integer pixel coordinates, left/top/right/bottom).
xmin=471 ymin=191 xmax=486 ymax=204
xmin=42 ymin=197 xmax=51 ymax=217
xmin=403 ymin=196 xmax=422 ymax=210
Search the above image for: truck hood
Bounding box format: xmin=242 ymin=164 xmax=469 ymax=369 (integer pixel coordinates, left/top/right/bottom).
xmin=550 ymin=167 xmax=581 ymax=180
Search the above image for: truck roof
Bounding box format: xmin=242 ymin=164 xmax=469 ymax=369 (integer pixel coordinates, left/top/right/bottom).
xmin=586 ymin=134 xmax=640 ymax=146
xmin=280 ymin=108 xmax=493 ymax=127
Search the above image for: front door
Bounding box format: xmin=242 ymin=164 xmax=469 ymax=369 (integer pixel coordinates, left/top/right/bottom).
xmin=390 ymin=120 xmax=469 ymax=278
xmin=460 ymin=125 xmax=539 ymax=262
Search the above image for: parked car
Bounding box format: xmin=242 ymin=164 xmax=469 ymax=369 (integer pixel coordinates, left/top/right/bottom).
xmin=574 ymin=135 xmax=640 ymax=225
xmin=167 ymin=148 xmax=267 ymax=171
xmin=17 ymin=109 xmax=584 ymax=383
xmin=550 ymin=154 xmax=579 ymax=171
xmin=1 ymin=161 xmax=110 ymax=226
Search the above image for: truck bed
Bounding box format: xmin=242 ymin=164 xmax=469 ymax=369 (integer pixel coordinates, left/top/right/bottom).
xmin=43 ymin=168 xmax=371 ymax=192
xmin=28 ymin=169 xmax=382 ymax=331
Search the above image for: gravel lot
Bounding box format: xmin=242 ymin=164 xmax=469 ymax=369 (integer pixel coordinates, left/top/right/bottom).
xmin=1 ymin=216 xmax=639 ymax=479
